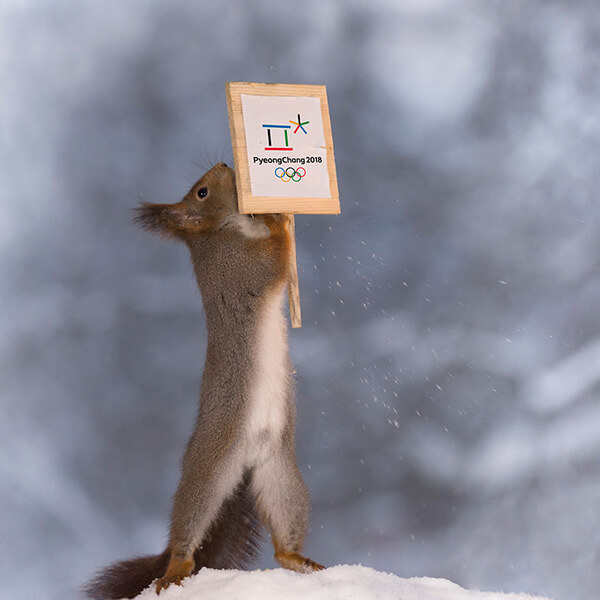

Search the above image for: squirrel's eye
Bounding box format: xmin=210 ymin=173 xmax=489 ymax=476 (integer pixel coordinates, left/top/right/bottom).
xmin=197 ymin=187 xmax=208 ymax=199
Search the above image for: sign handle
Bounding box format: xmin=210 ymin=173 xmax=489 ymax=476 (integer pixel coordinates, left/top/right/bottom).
xmin=287 ymin=215 xmax=302 ymax=328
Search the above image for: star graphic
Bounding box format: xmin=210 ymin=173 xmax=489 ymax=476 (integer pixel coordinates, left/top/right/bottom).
xmin=289 ymin=114 xmax=310 ymax=134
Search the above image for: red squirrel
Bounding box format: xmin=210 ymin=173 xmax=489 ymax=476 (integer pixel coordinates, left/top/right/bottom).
xmin=85 ymin=163 xmax=323 ymax=599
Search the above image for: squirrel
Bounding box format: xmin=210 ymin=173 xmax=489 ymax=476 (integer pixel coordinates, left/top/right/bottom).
xmin=84 ymin=162 xmax=323 ymax=599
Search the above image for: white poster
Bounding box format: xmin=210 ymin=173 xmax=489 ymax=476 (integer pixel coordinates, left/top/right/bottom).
xmin=241 ymin=94 xmax=331 ymax=198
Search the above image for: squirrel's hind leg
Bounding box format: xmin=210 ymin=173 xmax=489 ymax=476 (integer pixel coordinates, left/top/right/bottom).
xmin=251 ymin=443 xmax=324 ymax=573
xmin=156 ymin=446 xmax=247 ymax=592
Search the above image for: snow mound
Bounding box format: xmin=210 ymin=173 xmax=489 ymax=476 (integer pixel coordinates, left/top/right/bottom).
xmin=133 ymin=565 xmax=551 ymax=600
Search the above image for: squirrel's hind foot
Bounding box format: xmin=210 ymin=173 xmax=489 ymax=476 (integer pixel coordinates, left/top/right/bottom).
xmin=155 ymin=555 xmax=194 ymax=594
xmin=275 ymin=550 xmax=325 ymax=574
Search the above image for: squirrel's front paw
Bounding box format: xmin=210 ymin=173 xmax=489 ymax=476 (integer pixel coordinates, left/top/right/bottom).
xmin=155 ymin=556 xmax=194 ymax=594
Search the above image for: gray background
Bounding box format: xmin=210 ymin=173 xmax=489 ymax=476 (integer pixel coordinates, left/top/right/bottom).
xmin=1 ymin=1 xmax=598 ymax=599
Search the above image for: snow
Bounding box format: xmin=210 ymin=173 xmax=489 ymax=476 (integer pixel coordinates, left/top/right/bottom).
xmin=133 ymin=566 xmax=551 ymax=600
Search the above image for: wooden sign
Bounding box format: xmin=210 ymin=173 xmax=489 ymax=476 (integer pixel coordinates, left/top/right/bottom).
xmin=226 ymin=82 xmax=340 ymax=328
xmin=226 ymin=82 xmax=339 ymax=215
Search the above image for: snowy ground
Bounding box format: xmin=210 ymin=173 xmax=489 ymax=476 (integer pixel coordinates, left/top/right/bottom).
xmin=133 ymin=566 xmax=552 ymax=600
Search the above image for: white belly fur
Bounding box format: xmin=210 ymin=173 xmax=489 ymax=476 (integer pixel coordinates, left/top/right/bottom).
xmin=245 ymin=287 xmax=288 ymax=465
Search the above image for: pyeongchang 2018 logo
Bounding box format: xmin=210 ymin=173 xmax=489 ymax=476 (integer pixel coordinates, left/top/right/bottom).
xmin=258 ymin=114 xmax=315 ymax=182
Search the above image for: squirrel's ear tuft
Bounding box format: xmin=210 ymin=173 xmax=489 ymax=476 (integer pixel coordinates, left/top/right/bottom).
xmin=134 ymin=201 xmax=209 ymax=239
xmin=134 ymin=202 xmax=182 ymax=239
xmin=134 ymin=202 xmax=167 ymax=234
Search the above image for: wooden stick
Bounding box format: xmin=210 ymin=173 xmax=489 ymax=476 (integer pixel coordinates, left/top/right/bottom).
xmin=287 ymin=215 xmax=302 ymax=328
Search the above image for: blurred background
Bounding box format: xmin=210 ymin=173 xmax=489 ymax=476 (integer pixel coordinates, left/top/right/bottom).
xmin=1 ymin=1 xmax=598 ymax=598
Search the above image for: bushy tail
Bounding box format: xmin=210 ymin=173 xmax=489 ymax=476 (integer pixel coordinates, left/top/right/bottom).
xmin=84 ymin=473 xmax=262 ymax=599
xmin=84 ymin=551 xmax=170 ymax=600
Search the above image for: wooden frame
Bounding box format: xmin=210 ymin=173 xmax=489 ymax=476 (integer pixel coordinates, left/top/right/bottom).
xmin=226 ymin=82 xmax=340 ymax=215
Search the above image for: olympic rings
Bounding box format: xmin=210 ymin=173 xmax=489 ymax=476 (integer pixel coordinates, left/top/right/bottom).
xmin=274 ymin=166 xmax=306 ymax=182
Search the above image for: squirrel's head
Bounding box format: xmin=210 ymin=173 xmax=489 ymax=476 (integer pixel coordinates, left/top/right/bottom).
xmin=135 ymin=162 xmax=291 ymax=294
xmin=135 ymin=162 xmax=246 ymax=240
